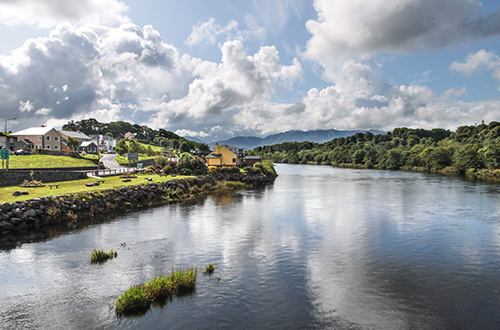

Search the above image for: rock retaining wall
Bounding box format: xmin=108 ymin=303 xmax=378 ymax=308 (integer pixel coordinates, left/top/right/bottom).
xmin=0 ymin=172 xmax=276 ymax=246
xmin=0 ymin=170 xmax=89 ymax=187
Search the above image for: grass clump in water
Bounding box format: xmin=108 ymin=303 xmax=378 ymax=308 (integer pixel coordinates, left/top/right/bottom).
xmin=203 ymin=263 xmax=215 ymax=275
xmin=115 ymin=269 xmax=197 ymax=316
xmin=115 ymin=285 xmax=151 ymax=316
xmin=90 ymin=249 xmax=117 ymax=264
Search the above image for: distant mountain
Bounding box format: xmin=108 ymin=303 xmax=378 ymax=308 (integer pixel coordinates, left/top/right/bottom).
xmin=182 ymin=136 xmax=208 ymax=144
xmin=208 ymin=129 xmax=385 ymax=150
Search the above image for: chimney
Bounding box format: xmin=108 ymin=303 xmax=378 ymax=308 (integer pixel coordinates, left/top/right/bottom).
xmin=215 ymin=143 xmax=219 ymax=153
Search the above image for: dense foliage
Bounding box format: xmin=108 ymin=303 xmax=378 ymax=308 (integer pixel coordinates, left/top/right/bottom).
xmin=62 ymin=118 xmax=210 ymax=152
xmin=252 ymin=122 xmax=500 ymax=175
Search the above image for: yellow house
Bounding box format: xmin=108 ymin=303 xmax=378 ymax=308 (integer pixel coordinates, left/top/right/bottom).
xmin=206 ymin=143 xmax=261 ymax=167
xmin=207 ymin=143 xmax=238 ymax=167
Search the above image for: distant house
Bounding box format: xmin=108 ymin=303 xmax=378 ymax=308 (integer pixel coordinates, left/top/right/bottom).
xmin=206 ymin=143 xmax=261 ymax=167
xmin=89 ymin=134 xmax=117 ymax=151
xmin=59 ymin=130 xmax=91 ymax=151
xmin=10 ymin=126 xmax=63 ymax=151
xmin=78 ymin=141 xmax=98 ymax=154
xmin=124 ymin=132 xmax=135 ymax=140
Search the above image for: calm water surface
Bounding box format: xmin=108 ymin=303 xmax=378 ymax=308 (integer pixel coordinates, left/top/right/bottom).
xmin=1 ymin=164 xmax=500 ymax=329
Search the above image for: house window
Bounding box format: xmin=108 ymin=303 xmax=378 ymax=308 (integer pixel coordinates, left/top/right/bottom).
xmin=54 ymin=145 xmax=59 ymax=150
xmin=46 ymin=145 xmax=51 ymax=149
xmin=46 ymin=136 xmax=51 ymax=141
xmin=38 ymin=136 xmax=42 ymax=141
xmin=232 ymin=158 xmax=237 ymax=163
xmin=25 ymin=136 xmax=29 ymax=139
xmin=54 ymin=136 xmax=59 ymax=141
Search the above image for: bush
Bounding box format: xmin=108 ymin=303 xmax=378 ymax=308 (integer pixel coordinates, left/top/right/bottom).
xmin=155 ymin=156 xmax=168 ymax=168
xmin=162 ymin=165 xmax=172 ymax=174
xmin=179 ymin=168 xmax=193 ymax=176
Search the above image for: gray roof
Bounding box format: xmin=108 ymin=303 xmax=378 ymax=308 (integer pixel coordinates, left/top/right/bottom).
xmin=60 ymin=130 xmax=91 ymax=140
xmin=80 ymin=141 xmax=97 ymax=147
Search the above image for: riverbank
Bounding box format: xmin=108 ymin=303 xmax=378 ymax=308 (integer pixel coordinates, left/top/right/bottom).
xmin=0 ymin=170 xmax=277 ymax=248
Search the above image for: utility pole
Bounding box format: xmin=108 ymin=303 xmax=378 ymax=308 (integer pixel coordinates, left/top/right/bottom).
xmin=4 ymin=117 xmax=17 ymax=133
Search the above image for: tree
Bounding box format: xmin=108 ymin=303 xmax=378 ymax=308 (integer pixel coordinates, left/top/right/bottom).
xmin=177 ymin=152 xmax=194 ymax=171
xmin=115 ymin=139 xmax=129 ymax=155
xmin=67 ymin=136 xmax=80 ymax=151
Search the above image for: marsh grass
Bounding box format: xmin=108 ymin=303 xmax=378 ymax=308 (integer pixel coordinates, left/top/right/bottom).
xmin=203 ymin=263 xmax=215 ymax=275
xmin=115 ymin=268 xmax=197 ymax=317
xmin=90 ymin=249 xmax=117 ymax=264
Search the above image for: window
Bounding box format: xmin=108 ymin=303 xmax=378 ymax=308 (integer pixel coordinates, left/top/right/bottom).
xmin=232 ymin=158 xmax=237 ymax=163
xmin=25 ymin=136 xmax=29 ymax=139
xmin=46 ymin=136 xmax=51 ymax=141
xmin=38 ymin=136 xmax=42 ymax=141
xmin=46 ymin=145 xmax=51 ymax=149
xmin=54 ymin=136 xmax=59 ymax=141
xmin=54 ymin=145 xmax=59 ymax=150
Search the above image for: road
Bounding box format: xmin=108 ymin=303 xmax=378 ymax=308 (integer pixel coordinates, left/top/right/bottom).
xmin=100 ymin=153 xmax=123 ymax=169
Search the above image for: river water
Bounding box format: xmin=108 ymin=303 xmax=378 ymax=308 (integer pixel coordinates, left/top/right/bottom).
xmin=1 ymin=164 xmax=500 ymax=329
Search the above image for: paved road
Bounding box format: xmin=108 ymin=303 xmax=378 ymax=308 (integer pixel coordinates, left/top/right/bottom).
xmin=100 ymin=153 xmax=123 ymax=169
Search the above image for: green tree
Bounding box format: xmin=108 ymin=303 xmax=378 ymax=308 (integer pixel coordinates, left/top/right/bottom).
xmin=67 ymin=136 xmax=80 ymax=151
xmin=115 ymin=139 xmax=129 ymax=155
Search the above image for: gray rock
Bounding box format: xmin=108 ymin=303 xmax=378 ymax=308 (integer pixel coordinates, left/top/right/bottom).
xmin=1 ymin=203 xmax=12 ymax=212
xmin=25 ymin=209 xmax=37 ymax=218
xmin=10 ymin=217 xmax=23 ymax=225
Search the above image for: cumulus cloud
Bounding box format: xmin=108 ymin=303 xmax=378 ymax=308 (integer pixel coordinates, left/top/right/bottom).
xmin=0 ymin=0 xmax=129 ymax=28
xmin=0 ymin=23 xmax=195 ymax=128
xmin=450 ymin=49 xmax=500 ymax=80
xmin=304 ymin=0 xmax=500 ymax=76
xmin=150 ymin=40 xmax=303 ymax=128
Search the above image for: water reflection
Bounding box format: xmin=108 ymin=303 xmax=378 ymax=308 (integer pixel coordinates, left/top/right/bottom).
xmin=1 ymin=165 xmax=500 ymax=329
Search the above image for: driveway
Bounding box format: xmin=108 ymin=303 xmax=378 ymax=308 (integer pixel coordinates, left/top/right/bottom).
xmin=100 ymin=153 xmax=124 ymax=169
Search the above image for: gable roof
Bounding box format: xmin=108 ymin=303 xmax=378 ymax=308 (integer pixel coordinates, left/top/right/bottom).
xmin=11 ymin=126 xmax=55 ymax=136
xmin=80 ymin=141 xmax=97 ymax=147
xmin=60 ymin=130 xmax=91 ymax=140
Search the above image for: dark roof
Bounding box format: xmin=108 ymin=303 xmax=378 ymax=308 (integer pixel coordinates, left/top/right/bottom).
xmin=18 ymin=138 xmax=34 ymax=145
xmin=207 ymin=153 xmax=222 ymax=158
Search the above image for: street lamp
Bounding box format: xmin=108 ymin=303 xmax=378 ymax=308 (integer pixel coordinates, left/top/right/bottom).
xmin=4 ymin=117 xmax=17 ymax=133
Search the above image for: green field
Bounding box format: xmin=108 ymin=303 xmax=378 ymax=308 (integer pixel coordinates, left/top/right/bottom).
xmin=4 ymin=155 xmax=97 ymax=169
xmin=0 ymin=173 xmax=190 ymax=203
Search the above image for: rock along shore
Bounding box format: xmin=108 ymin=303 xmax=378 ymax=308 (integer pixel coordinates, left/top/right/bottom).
xmin=0 ymin=171 xmax=276 ymax=247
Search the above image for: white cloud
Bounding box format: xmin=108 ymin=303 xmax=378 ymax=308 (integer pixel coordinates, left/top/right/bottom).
xmin=0 ymin=0 xmax=129 ymax=28
xmin=174 ymin=129 xmax=209 ymax=138
xmin=151 ymin=40 xmax=303 ymax=127
xmin=450 ymin=49 xmax=500 ymax=78
xmin=185 ymin=18 xmax=243 ymax=46
xmin=304 ymin=0 xmax=500 ymax=77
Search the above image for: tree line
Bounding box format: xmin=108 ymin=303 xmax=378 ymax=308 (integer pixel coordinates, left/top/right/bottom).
xmin=62 ymin=118 xmax=210 ymax=153
xmin=252 ymin=122 xmax=500 ymax=175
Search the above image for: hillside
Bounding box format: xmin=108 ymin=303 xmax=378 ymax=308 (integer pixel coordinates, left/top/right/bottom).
xmin=205 ymin=129 xmax=384 ymax=150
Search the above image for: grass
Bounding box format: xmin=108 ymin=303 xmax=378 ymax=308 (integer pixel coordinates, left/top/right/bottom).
xmin=90 ymin=249 xmax=117 ymax=264
xmin=115 ymin=154 xmax=156 ymax=165
xmin=6 ymin=155 xmax=96 ymax=169
xmin=0 ymin=173 xmax=191 ymax=203
xmin=203 ymin=263 xmax=215 ymax=275
xmin=115 ymin=269 xmax=197 ymax=316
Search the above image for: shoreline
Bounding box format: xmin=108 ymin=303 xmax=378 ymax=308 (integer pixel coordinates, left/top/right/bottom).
xmin=0 ymin=171 xmax=277 ymax=249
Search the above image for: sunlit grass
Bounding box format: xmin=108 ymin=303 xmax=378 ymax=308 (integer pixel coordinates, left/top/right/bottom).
xmin=90 ymin=249 xmax=117 ymax=264
xmin=6 ymin=155 xmax=96 ymax=169
xmin=115 ymin=268 xmax=197 ymax=317
xmin=0 ymin=173 xmax=191 ymax=203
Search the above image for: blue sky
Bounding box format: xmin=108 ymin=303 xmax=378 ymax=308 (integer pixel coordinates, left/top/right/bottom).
xmin=1 ymin=0 xmax=500 ymax=141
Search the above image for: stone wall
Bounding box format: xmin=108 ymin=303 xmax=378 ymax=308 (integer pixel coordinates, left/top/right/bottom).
xmin=0 ymin=170 xmax=89 ymax=187
xmin=0 ymin=171 xmax=277 ymax=248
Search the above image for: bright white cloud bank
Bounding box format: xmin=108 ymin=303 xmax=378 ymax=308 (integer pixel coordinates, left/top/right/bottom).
xmin=1 ymin=0 xmax=500 ymax=140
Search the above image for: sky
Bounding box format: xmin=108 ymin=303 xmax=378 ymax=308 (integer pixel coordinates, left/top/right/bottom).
xmin=1 ymin=0 xmax=500 ymax=141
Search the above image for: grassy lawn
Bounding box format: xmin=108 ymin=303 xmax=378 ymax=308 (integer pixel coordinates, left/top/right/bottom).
xmin=6 ymin=155 xmax=97 ymax=169
xmin=115 ymin=154 xmax=156 ymax=165
xmin=0 ymin=173 xmax=190 ymax=203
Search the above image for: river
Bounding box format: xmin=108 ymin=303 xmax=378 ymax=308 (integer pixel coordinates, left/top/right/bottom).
xmin=1 ymin=164 xmax=500 ymax=329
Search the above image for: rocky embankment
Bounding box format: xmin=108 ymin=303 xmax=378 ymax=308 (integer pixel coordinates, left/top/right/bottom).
xmin=0 ymin=172 xmax=276 ymax=242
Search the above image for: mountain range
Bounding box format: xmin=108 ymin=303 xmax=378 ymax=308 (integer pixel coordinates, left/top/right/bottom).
xmin=185 ymin=129 xmax=385 ymax=150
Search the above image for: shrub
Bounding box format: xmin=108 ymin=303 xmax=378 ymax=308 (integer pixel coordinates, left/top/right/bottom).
xmin=155 ymin=156 xmax=168 ymax=168
xmin=162 ymin=165 xmax=172 ymax=174
xmin=179 ymin=168 xmax=193 ymax=176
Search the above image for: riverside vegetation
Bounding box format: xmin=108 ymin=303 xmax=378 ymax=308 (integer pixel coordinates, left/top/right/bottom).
xmin=253 ymin=121 xmax=500 ymax=178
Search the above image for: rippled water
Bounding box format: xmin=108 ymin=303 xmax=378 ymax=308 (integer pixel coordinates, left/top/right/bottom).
xmin=1 ymin=164 xmax=500 ymax=329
